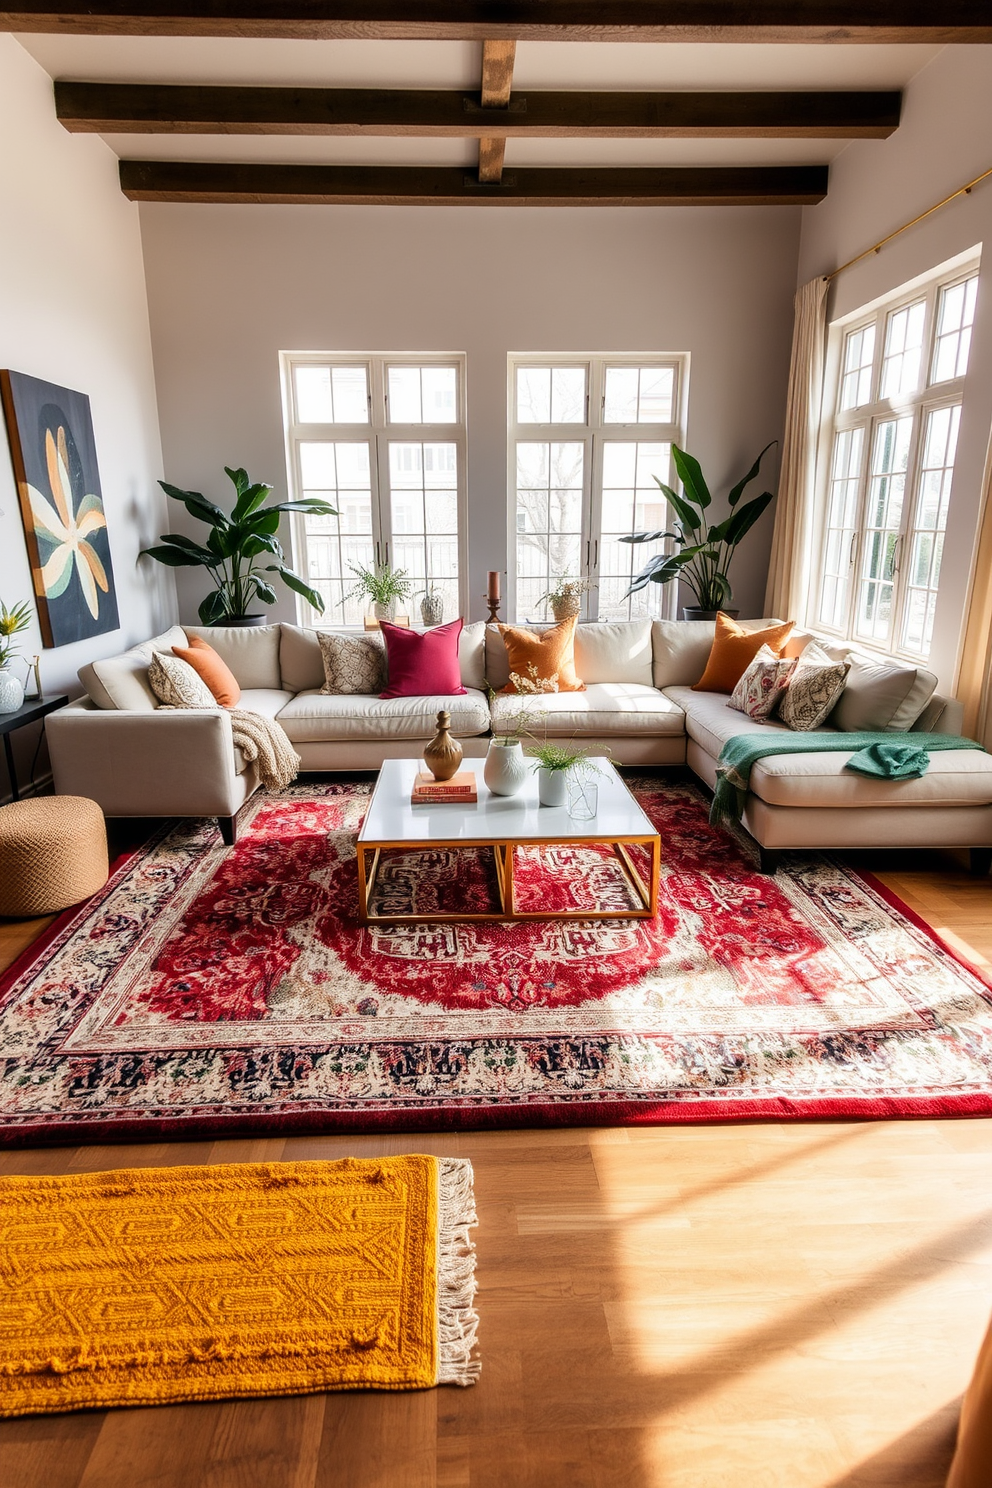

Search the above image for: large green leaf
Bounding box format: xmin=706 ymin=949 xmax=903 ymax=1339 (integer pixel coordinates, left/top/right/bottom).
xmin=266 ymin=498 xmax=339 ymax=517
xmin=238 ymin=509 xmax=282 ymax=538
xmin=198 ymin=589 xmax=230 ymax=624
xmin=619 ymin=528 xmax=678 ymax=546
xmin=224 ymin=466 xmax=250 ymax=496
xmin=722 ymin=489 xmax=774 ymax=546
xmin=157 ymin=533 xmax=218 ymax=564
xmin=727 ymin=441 xmax=776 ymax=508
xmin=139 ymin=544 xmax=210 ymax=568
xmin=240 ymin=532 xmax=281 ymax=560
xmin=159 ymin=482 xmax=229 ymax=529
xmin=267 ymin=564 xmax=326 ymax=613
xmin=659 ymin=483 xmax=701 ymax=535
xmin=206 ymin=525 xmax=240 ymax=560
xmin=672 ymin=446 xmax=712 ymax=510
xmin=232 ymin=482 xmax=273 ymax=523
xmin=250 ymin=576 xmax=278 ymax=605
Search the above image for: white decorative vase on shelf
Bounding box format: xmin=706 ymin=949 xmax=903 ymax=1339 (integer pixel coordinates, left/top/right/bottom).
xmin=373 ymin=600 xmax=395 ymax=623
xmin=537 ymin=767 xmax=568 ymax=807
xmin=0 ymin=668 xmax=25 ymax=714
xmin=484 ymin=740 xmax=527 ymax=798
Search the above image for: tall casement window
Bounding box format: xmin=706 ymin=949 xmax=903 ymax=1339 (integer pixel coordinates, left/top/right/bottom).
xmin=816 ymin=261 xmax=979 ymax=660
xmin=508 ymin=356 xmax=687 ymax=623
xmin=282 ymin=354 xmax=467 ymax=626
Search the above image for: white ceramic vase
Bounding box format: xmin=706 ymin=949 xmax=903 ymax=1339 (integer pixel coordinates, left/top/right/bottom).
xmin=373 ymin=600 xmax=396 ymax=623
xmin=484 ymin=740 xmax=527 ymax=797
xmin=0 ymin=668 xmax=24 ymax=714
xmin=537 ymin=767 xmax=568 ymax=807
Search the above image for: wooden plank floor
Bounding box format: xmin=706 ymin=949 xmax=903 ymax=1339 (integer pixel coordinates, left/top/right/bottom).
xmin=0 ymin=846 xmax=990 ymax=1488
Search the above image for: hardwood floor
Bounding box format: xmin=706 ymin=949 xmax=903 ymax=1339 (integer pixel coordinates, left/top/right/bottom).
xmin=1 ymin=846 xmax=990 ymax=1488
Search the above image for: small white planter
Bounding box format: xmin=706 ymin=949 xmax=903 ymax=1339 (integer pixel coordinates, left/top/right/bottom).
xmin=0 ymin=668 xmax=24 ymax=714
xmin=537 ymin=767 xmax=568 ymax=807
xmin=484 ymin=740 xmax=527 ymax=797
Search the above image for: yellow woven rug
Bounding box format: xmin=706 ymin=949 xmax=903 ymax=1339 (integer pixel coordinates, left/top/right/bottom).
xmin=0 ymin=1154 xmax=479 ymax=1417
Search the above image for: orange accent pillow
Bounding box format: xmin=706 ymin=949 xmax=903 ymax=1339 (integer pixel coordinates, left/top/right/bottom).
xmin=497 ymin=616 xmax=585 ymax=694
xmin=692 ymin=614 xmax=794 ymax=694
xmin=172 ymin=634 xmax=241 ymax=708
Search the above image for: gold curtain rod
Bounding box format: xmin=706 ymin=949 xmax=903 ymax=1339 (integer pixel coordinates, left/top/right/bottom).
xmin=824 ymin=164 xmax=992 ymax=284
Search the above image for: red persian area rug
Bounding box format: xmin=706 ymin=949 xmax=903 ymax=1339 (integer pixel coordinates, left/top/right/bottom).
xmin=2 ymin=779 xmax=992 ymax=1145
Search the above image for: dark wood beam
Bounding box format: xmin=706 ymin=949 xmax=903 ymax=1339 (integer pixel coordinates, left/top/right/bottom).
xmin=56 ymin=84 xmax=902 ymax=139
xmin=118 ymin=161 xmax=829 ymax=204
xmin=4 ymin=2 xmax=992 ymax=41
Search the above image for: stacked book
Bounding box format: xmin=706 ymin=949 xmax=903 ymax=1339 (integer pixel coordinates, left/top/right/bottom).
xmin=411 ymin=770 xmax=478 ymax=804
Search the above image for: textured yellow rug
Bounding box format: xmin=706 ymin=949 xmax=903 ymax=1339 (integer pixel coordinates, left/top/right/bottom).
xmin=0 ymin=1154 xmax=479 ymax=1417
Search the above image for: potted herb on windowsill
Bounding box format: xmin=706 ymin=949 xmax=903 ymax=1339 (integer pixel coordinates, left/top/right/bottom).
xmin=537 ymin=574 xmax=596 ymax=624
xmin=622 ymin=442 xmax=777 ymax=620
xmin=141 ymin=466 xmax=336 ymax=625
xmin=342 ymin=562 xmax=413 ymax=623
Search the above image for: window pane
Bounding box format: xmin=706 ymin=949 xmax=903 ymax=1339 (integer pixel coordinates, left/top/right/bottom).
xmin=298 ymin=440 xmax=375 ymax=626
xmin=597 ymin=441 xmax=670 ymax=621
xmin=387 ymin=366 xmax=422 ymax=423
xmin=386 ymin=441 xmax=459 ymax=619
xmin=295 ymin=364 xmax=369 ymax=424
xmin=931 ymin=275 xmax=979 ymax=384
xmin=386 ymin=365 xmax=456 ymax=425
xmin=880 ymin=299 xmax=926 ymax=399
xmin=817 ymin=427 xmax=864 ymax=630
xmin=514 ymin=440 xmax=585 ymax=621
xmin=551 ymin=368 xmax=586 ymax=423
xmin=516 ymin=367 xmax=551 ymax=424
xmin=899 ymin=403 xmax=960 ymax=656
xmin=839 ymin=325 xmax=876 ymax=411
xmin=604 ymin=366 xmax=675 ymax=424
xmin=855 ymin=415 xmax=913 ymax=645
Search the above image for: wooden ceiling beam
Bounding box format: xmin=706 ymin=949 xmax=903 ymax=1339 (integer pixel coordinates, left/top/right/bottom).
xmin=3 ymin=3 xmax=991 ymax=42
xmin=55 ymin=83 xmax=902 ymax=139
xmin=118 ymin=161 xmax=829 ymax=204
xmin=478 ymin=38 xmax=515 ymax=184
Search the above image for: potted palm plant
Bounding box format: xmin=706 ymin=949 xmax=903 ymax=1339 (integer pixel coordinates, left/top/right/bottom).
xmin=622 ymin=442 xmax=777 ymax=619
xmin=141 ymin=466 xmax=336 ymax=625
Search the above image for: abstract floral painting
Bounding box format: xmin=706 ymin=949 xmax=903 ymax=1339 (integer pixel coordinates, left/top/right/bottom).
xmin=0 ymin=370 xmax=119 ymax=647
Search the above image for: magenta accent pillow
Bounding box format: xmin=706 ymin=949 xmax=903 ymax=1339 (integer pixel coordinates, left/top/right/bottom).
xmin=379 ymin=617 xmax=467 ymax=698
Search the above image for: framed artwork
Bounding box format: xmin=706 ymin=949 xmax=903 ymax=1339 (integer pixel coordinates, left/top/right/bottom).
xmin=0 ymin=370 xmax=119 ymax=648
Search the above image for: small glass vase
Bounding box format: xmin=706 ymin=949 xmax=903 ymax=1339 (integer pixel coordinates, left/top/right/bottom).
xmin=0 ymin=668 xmax=25 ymax=714
xmin=567 ymin=774 xmax=599 ymax=821
xmin=484 ymin=740 xmax=527 ymax=797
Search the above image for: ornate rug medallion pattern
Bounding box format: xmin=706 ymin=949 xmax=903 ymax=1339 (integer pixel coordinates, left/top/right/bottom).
xmin=2 ymin=779 xmax=991 ymax=1144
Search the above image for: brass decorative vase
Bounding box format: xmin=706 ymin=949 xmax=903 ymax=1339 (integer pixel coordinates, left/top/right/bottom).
xmin=423 ymin=710 xmax=463 ymax=781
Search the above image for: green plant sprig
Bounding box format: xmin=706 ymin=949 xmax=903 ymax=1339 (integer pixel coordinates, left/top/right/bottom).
xmin=141 ymin=466 xmax=336 ymax=625
xmin=0 ymin=599 xmax=32 ymax=669
xmin=341 ymin=562 xmax=413 ymax=609
xmin=621 ymin=441 xmax=777 ymax=612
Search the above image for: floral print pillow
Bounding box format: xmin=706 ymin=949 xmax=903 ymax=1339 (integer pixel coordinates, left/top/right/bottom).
xmin=728 ymin=644 xmax=795 ymax=721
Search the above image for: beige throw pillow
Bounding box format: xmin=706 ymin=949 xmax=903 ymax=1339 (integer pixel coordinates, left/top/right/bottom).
xmin=318 ymin=631 xmax=387 ymax=695
xmin=147 ymin=652 xmax=218 ymax=709
xmin=778 ymin=642 xmax=850 ymax=732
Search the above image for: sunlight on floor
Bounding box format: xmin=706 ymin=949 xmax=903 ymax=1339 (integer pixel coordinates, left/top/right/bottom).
xmin=586 ymin=1124 xmax=992 ymax=1488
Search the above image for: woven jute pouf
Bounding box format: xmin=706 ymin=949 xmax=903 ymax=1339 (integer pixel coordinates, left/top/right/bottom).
xmin=0 ymin=796 xmax=109 ymax=918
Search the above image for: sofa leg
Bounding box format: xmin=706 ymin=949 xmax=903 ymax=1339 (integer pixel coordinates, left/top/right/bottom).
xmin=758 ymin=847 xmax=781 ymax=876
xmin=969 ymin=848 xmax=992 ymax=877
xmin=218 ymin=815 xmax=238 ymax=847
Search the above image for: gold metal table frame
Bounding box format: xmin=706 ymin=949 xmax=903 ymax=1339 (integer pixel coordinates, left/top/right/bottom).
xmin=357 ymin=832 xmax=660 ymax=924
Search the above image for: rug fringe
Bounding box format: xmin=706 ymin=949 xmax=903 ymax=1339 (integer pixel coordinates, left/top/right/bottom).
xmin=435 ymin=1157 xmax=481 ymax=1387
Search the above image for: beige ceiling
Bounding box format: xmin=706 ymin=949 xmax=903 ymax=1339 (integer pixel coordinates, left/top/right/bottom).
xmin=16 ymin=35 xmax=942 ymax=171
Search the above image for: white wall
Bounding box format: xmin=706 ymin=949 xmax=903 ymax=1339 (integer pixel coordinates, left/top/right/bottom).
xmin=139 ymin=201 xmax=802 ymax=626
xmin=0 ymin=34 xmax=174 ymax=726
xmin=797 ymin=45 xmax=992 ymax=692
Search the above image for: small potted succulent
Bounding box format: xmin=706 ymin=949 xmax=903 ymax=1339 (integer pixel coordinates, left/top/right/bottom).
xmin=343 ymin=562 xmax=413 ymax=622
xmin=0 ymin=598 xmax=32 ymax=713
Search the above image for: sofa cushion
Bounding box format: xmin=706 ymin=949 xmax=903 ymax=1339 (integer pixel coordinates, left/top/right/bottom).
xmin=748 ymin=749 xmax=992 ymax=809
xmin=490 ymin=683 xmax=685 ymax=738
xmin=825 ymin=649 xmax=938 ymax=732
xmin=276 ymin=688 xmax=490 ymax=743
xmin=497 ymin=616 xmax=584 ymax=693
xmin=148 ymin=652 xmax=218 ymax=709
xmin=172 ymin=634 xmax=241 ymax=707
xmin=318 ymin=630 xmax=386 ymax=695
xmin=182 ymin=624 xmax=282 ymax=690
xmin=665 ymin=685 xmax=793 ymax=758
xmin=78 ymin=625 xmax=189 ymax=711
xmin=694 ymin=614 xmax=795 ymax=694
xmin=239 ymin=688 xmax=297 ymax=720
xmin=573 ymin=620 xmax=653 ymax=686
xmin=279 ymin=620 xmax=487 ymax=693
xmin=778 ymin=643 xmax=850 ymax=731
xmin=380 ymin=617 xmax=466 ymax=698
xmin=652 ymin=618 xmax=793 ymax=691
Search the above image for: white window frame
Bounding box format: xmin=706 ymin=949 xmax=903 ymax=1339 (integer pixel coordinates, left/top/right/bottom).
xmin=507 ymin=354 xmax=689 ymax=624
xmin=811 ymin=254 xmax=980 ymax=663
xmin=280 ymin=351 xmax=468 ymax=627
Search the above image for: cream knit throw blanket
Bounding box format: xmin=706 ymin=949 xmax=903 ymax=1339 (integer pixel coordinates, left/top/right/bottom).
xmin=159 ymin=706 xmax=300 ymax=791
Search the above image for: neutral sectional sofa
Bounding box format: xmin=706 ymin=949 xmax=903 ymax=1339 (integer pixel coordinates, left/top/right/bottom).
xmin=46 ymin=617 xmax=992 ymax=871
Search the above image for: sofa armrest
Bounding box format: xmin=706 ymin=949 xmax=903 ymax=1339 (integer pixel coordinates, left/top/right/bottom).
xmin=913 ymin=694 xmax=965 ymax=735
xmin=46 ymin=699 xmax=253 ymax=818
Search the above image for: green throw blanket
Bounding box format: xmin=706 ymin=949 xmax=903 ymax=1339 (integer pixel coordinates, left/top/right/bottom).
xmin=711 ymin=730 xmax=982 ymax=826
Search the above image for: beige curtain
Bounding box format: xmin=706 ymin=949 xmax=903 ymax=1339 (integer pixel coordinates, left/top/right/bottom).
xmin=955 ymin=435 xmax=992 ymax=745
xmin=763 ymin=276 xmax=829 ymax=622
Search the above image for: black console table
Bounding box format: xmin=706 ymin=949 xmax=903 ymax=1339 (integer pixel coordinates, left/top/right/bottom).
xmin=1 ymin=696 xmax=69 ymax=803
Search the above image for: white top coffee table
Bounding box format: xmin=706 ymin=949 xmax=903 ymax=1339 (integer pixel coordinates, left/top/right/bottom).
xmin=356 ymin=757 xmax=660 ymax=924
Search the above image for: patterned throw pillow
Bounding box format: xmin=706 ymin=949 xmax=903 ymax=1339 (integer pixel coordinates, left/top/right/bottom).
xmin=318 ymin=631 xmax=386 ymax=695
xmin=778 ymin=642 xmax=851 ymax=732
xmin=147 ymin=652 xmax=218 ymax=709
xmin=728 ymin=644 xmax=795 ymax=721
